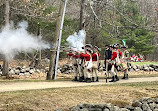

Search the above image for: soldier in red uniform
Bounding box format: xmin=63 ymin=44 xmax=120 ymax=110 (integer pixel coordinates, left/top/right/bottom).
xmin=72 ymin=51 xmax=80 ymax=81
xmin=67 ymin=50 xmax=74 ymax=60
xmin=78 ymin=51 xmax=85 ymax=82
xmin=67 ymin=51 xmax=79 ymax=81
xmin=92 ymin=46 xmax=100 ymax=82
xmin=108 ymin=44 xmax=122 ymax=82
xmin=80 ymin=49 xmax=93 ymax=83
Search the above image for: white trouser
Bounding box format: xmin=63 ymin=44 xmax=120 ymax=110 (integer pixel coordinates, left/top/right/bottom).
xmin=92 ymin=61 xmax=98 ymax=78
xmin=73 ymin=65 xmax=79 ymax=77
xmin=111 ymin=65 xmax=117 ymax=77
xmin=92 ymin=69 xmax=98 ymax=78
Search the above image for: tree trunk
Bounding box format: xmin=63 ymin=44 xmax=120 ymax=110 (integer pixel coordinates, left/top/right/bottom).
xmin=36 ymin=25 xmax=42 ymax=67
xmin=47 ymin=0 xmax=65 ymax=80
xmin=2 ymin=0 xmax=10 ymax=78
xmin=79 ymin=0 xmax=85 ymax=30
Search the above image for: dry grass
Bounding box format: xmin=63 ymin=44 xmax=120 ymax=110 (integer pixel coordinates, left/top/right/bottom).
xmin=0 ymin=82 xmax=157 ymax=111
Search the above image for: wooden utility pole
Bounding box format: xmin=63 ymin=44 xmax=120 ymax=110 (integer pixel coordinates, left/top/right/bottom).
xmin=2 ymin=0 xmax=10 ymax=78
xmin=47 ymin=0 xmax=67 ymax=80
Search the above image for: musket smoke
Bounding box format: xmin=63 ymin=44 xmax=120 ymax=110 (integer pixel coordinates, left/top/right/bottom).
xmin=66 ymin=30 xmax=86 ymax=51
xmin=0 ymin=21 xmax=50 ymax=60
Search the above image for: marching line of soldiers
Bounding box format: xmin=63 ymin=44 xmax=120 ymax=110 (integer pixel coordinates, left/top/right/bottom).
xmin=67 ymin=43 xmax=129 ymax=83
xmin=105 ymin=44 xmax=129 ymax=82
xmin=67 ymin=44 xmax=100 ymax=83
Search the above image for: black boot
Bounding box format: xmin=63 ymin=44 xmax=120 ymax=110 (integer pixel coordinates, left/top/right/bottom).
xmin=72 ymin=77 xmax=78 ymax=81
xmin=115 ymin=75 xmax=119 ymax=81
xmin=109 ymin=76 xmax=116 ymax=82
xmin=125 ymin=74 xmax=128 ymax=80
xmin=86 ymin=78 xmax=91 ymax=83
xmin=122 ymin=74 xmax=126 ymax=79
xmin=96 ymin=77 xmax=99 ymax=82
xmin=91 ymin=77 xmax=95 ymax=82
xmin=79 ymin=76 xmax=84 ymax=82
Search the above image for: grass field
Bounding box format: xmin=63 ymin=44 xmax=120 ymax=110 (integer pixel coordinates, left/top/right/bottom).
xmin=0 ymin=81 xmax=157 ymax=111
xmin=130 ymin=61 xmax=158 ymax=66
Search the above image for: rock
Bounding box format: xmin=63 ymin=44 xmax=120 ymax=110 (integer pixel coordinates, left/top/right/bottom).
xmin=44 ymin=58 xmax=50 ymax=63
xmin=144 ymin=67 xmax=149 ymax=71
xmin=36 ymin=69 xmax=41 ymax=73
xmin=114 ymin=106 xmax=120 ymax=111
xmin=88 ymin=108 xmax=102 ymax=111
xmin=64 ymin=70 xmax=70 ymax=74
xmin=26 ymin=68 xmax=30 ymax=72
xmin=24 ymin=72 xmax=30 ymax=75
xmin=20 ymin=69 xmax=26 ymax=73
xmin=30 ymin=67 xmax=34 ymax=70
xmin=22 ymin=66 xmax=27 ymax=69
xmin=149 ymin=102 xmax=157 ymax=110
xmin=89 ymin=104 xmax=105 ymax=109
xmin=15 ymin=70 xmax=20 ymax=74
xmin=129 ymin=68 xmax=135 ymax=72
xmin=155 ymin=98 xmax=158 ymax=103
xmin=125 ymin=105 xmax=134 ymax=110
xmin=29 ymin=69 xmax=34 ymax=74
xmin=9 ymin=69 xmax=15 ymax=75
xmin=105 ymin=103 xmax=114 ymax=111
xmin=154 ymin=108 xmax=158 ymax=111
xmin=9 ymin=67 xmax=12 ymax=71
xmin=136 ymin=65 xmax=141 ymax=69
xmin=151 ymin=65 xmax=157 ymax=69
xmin=77 ymin=104 xmax=90 ymax=109
xmin=120 ymin=108 xmax=130 ymax=111
xmin=134 ymin=107 xmax=142 ymax=111
xmin=140 ymin=66 xmax=144 ymax=70
xmin=79 ymin=108 xmax=89 ymax=111
xmin=135 ymin=69 xmax=140 ymax=71
xmin=103 ymin=108 xmax=110 ymax=111
xmin=55 ymin=109 xmax=62 ymax=111
xmin=45 ymin=67 xmax=49 ymax=71
xmin=16 ymin=66 xmax=21 ymax=70
xmin=139 ymin=97 xmax=153 ymax=103
xmin=141 ymin=103 xmax=151 ymax=111
xmin=147 ymin=98 xmax=154 ymax=103
xmin=133 ymin=66 xmax=137 ymax=70
xmin=149 ymin=67 xmax=154 ymax=71
xmin=40 ymin=69 xmax=45 ymax=73
xmin=149 ymin=64 xmax=154 ymax=68
xmin=155 ymin=69 xmax=158 ymax=72
xmin=57 ymin=69 xmax=61 ymax=73
xmin=132 ymin=100 xmax=142 ymax=107
xmin=19 ymin=73 xmax=25 ymax=76
xmin=70 ymin=106 xmax=80 ymax=111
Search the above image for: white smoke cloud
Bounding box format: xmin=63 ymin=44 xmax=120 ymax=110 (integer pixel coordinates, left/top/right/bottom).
xmin=0 ymin=21 xmax=50 ymax=60
xmin=66 ymin=30 xmax=86 ymax=51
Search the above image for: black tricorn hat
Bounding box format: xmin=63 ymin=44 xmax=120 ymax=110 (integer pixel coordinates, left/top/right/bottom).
xmin=114 ymin=43 xmax=120 ymax=46
xmin=86 ymin=49 xmax=93 ymax=54
xmin=85 ymin=44 xmax=93 ymax=48
xmin=121 ymin=45 xmax=127 ymax=48
xmin=94 ymin=46 xmax=101 ymax=51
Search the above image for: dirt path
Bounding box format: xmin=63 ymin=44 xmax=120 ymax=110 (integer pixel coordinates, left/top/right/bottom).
xmin=0 ymin=77 xmax=158 ymax=92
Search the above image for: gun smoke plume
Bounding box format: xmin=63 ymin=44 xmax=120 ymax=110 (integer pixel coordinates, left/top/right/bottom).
xmin=66 ymin=30 xmax=86 ymax=52
xmin=0 ymin=21 xmax=50 ymax=60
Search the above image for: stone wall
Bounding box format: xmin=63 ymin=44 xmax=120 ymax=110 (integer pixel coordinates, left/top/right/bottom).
xmin=55 ymin=97 xmax=158 ymax=111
